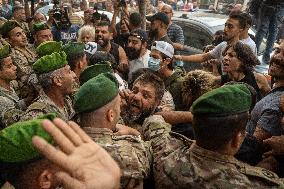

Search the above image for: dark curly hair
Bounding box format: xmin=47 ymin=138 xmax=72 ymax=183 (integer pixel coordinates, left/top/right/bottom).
xmin=223 ymin=42 xmax=260 ymax=72
xmin=181 ymin=70 xmax=218 ymax=109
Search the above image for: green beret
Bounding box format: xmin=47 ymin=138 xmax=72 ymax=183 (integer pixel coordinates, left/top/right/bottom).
xmin=0 ymin=113 xmax=56 ymax=163
xmin=33 ymin=51 xmax=67 ymax=74
xmin=79 ymin=64 xmax=112 ymax=85
xmin=74 ymin=73 xmax=119 ymax=113
xmin=36 ymin=41 xmax=63 ymax=57
xmin=190 ymin=84 xmax=252 ymax=116
xmin=0 ymin=20 xmax=21 ymax=38
xmin=0 ymin=44 xmax=10 ymax=60
xmin=62 ymin=42 xmax=85 ymax=58
xmin=33 ymin=22 xmax=50 ymax=34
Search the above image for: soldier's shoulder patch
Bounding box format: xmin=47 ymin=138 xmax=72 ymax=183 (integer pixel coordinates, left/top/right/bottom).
xmin=240 ymin=164 xmax=283 ymax=186
xmin=27 ymin=101 xmax=47 ymax=111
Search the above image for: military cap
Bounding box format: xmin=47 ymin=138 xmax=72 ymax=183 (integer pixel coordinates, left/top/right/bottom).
xmin=33 ymin=22 xmax=50 ymax=34
xmin=0 ymin=20 xmax=21 ymax=38
xmin=36 ymin=41 xmax=63 ymax=57
xmin=79 ymin=64 xmax=112 ymax=85
xmin=0 ymin=113 xmax=56 ymax=163
xmin=62 ymin=42 xmax=85 ymax=58
xmin=33 ymin=51 xmax=67 ymax=74
xmin=0 ymin=44 xmax=10 ymax=60
xmin=190 ymin=84 xmax=252 ymax=116
xmin=74 ymin=73 xmax=119 ymax=113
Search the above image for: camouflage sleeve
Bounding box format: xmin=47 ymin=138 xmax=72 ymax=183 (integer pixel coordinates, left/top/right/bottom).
xmin=0 ymin=96 xmax=23 ymax=127
xmin=0 ymin=97 xmax=16 ymax=128
xmin=142 ymin=115 xmax=172 ymax=143
xmin=20 ymin=109 xmax=45 ymax=121
xmin=157 ymin=90 xmax=175 ymax=112
xmin=11 ymin=55 xmax=32 ymax=83
xmin=109 ymin=136 xmax=152 ymax=188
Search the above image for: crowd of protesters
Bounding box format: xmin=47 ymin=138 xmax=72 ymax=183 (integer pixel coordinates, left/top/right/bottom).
xmin=0 ymin=0 xmax=284 ymax=189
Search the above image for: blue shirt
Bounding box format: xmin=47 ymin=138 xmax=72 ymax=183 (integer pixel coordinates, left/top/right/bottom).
xmin=247 ymin=90 xmax=284 ymax=136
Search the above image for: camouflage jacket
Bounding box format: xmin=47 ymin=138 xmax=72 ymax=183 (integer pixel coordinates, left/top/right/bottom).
xmin=163 ymin=68 xmax=185 ymax=111
xmin=10 ymin=46 xmax=37 ymax=100
xmin=0 ymin=86 xmax=25 ymax=128
xmin=82 ymin=127 xmax=152 ymax=189
xmin=142 ymin=115 xmax=284 ymax=189
xmin=21 ymin=94 xmax=75 ymax=121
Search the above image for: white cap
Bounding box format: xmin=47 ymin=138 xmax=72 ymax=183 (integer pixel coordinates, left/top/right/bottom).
xmin=151 ymin=41 xmax=174 ymax=58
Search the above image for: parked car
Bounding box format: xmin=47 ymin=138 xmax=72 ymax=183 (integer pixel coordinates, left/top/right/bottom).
xmin=172 ymin=11 xmax=270 ymax=81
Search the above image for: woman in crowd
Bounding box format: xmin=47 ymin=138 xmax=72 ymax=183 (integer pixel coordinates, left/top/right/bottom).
xmin=78 ymin=25 xmax=96 ymax=43
xmin=215 ymin=42 xmax=270 ymax=100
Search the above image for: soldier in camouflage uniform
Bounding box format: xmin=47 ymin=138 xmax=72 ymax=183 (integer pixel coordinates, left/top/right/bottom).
xmin=142 ymin=84 xmax=284 ymax=188
xmin=0 ymin=20 xmax=37 ymax=104
xmin=11 ymin=6 xmax=31 ymax=41
xmin=21 ymin=48 xmax=76 ymax=121
xmin=74 ymin=72 xmax=151 ymax=189
xmin=0 ymin=45 xmax=25 ymax=128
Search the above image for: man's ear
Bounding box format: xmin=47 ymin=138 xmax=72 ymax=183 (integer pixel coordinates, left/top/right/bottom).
xmin=164 ymin=58 xmax=172 ymax=65
xmin=106 ymin=109 xmax=115 ymax=123
xmin=231 ymin=131 xmax=245 ymax=150
xmin=142 ymin=41 xmax=147 ymax=50
xmin=37 ymin=170 xmax=53 ymax=189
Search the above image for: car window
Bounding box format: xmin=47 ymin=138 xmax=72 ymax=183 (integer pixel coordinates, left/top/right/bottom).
xmin=174 ymin=20 xmax=213 ymax=50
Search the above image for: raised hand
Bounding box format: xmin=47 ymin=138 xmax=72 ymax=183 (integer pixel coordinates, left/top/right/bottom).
xmin=32 ymin=118 xmax=121 ymax=189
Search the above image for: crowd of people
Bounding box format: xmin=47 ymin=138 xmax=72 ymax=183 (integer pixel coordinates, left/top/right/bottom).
xmin=0 ymin=0 xmax=284 ymax=188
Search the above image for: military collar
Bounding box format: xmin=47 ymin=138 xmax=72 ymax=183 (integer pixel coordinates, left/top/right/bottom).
xmin=0 ymin=85 xmax=19 ymax=102
xmin=82 ymin=127 xmax=113 ymax=143
xmin=190 ymin=143 xmax=238 ymax=164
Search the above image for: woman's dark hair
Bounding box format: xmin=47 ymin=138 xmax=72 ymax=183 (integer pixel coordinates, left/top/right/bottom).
xmin=223 ymin=42 xmax=260 ymax=72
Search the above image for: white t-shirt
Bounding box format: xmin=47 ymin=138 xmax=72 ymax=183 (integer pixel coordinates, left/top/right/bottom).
xmin=128 ymin=50 xmax=151 ymax=82
xmin=209 ymin=37 xmax=257 ymax=62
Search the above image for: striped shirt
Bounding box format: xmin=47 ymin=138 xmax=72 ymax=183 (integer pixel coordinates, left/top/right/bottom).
xmin=167 ymin=23 xmax=184 ymax=44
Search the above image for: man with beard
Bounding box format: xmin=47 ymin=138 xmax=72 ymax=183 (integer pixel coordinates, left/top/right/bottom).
xmin=147 ymin=12 xmax=173 ymax=48
xmin=95 ymin=21 xmax=128 ymax=77
xmin=0 ymin=20 xmax=37 ymax=105
xmin=120 ymin=72 xmax=165 ymax=133
xmin=235 ymin=41 xmax=284 ymax=171
xmin=247 ymin=40 xmax=284 ymax=145
xmin=126 ymin=29 xmax=150 ymax=82
xmin=175 ymin=12 xmax=250 ymax=64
